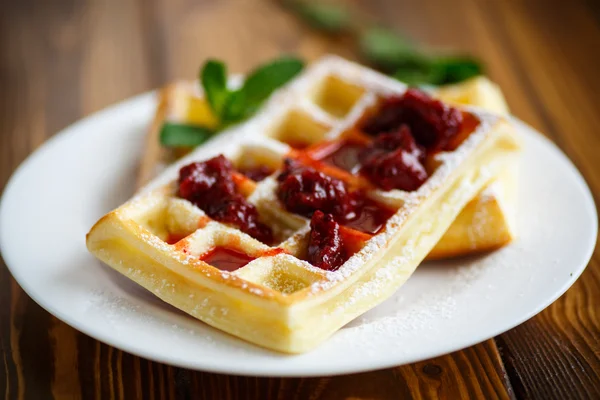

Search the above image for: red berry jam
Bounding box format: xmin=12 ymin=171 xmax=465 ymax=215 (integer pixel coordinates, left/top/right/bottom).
xmin=361 ymin=151 xmax=427 ymax=191
xmin=178 ymin=155 xmax=273 ymax=244
xmin=317 ymin=140 xmax=364 ymax=174
xmin=276 ymin=159 xmax=354 ymax=218
xmin=342 ymin=194 xmax=396 ymax=234
xmin=276 ymin=159 xmax=395 ymax=233
xmin=238 ymin=165 xmax=274 ymax=182
xmin=306 ymin=211 xmax=348 ymax=271
xmin=283 ymin=139 xmax=312 ymax=150
xmin=359 ymin=125 xmax=428 ymax=191
xmin=200 ymin=247 xmax=255 ymax=271
xmin=363 ymin=124 xmax=425 ymax=163
xmin=362 ymin=88 xmax=463 ymax=152
xmin=165 ymin=232 xmax=188 ymax=245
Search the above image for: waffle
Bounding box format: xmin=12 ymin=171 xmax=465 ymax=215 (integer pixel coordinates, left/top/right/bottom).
xmin=87 ymin=56 xmax=521 ymax=353
xmin=139 ymin=74 xmax=518 ymax=259
xmin=431 ymin=77 xmax=518 ymax=258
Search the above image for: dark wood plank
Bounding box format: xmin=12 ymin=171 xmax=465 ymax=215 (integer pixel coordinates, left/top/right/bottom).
xmin=479 ymin=1 xmax=600 ymax=398
xmin=0 ymin=1 xmax=152 ymax=400
xmin=0 ymin=2 xmax=86 ymax=399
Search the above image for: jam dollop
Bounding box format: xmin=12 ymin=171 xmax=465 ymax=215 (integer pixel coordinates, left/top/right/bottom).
xmin=178 ymin=155 xmax=273 ymax=243
xmin=239 ymin=165 xmax=274 ymax=182
xmin=277 ymin=159 xmax=395 ymax=233
xmin=276 ymin=159 xmax=353 ymax=218
xmin=362 ymin=88 xmax=463 ymax=151
xmin=359 ymin=125 xmax=428 ymax=191
xmin=165 ymin=232 xmax=188 ymax=245
xmin=200 ymin=247 xmax=255 ymax=271
xmin=318 ymin=140 xmax=364 ymax=173
xmin=362 ymin=124 xmax=424 ymax=163
xmin=342 ymin=196 xmax=396 ymax=234
xmin=306 ymin=211 xmax=347 ymax=271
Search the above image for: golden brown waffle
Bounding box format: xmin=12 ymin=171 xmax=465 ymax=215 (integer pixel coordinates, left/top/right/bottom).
xmin=87 ymin=56 xmax=521 ymax=353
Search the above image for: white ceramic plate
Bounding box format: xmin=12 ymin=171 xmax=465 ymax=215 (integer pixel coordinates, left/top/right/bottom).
xmin=0 ymin=92 xmax=597 ymax=377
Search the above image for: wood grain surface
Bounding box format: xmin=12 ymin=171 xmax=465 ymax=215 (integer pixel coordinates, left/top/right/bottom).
xmin=1 ymin=0 xmax=598 ymax=399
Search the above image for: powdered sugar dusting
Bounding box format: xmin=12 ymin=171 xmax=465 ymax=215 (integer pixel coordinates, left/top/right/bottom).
xmin=84 ymin=289 xmax=262 ymax=355
xmin=332 ymin=242 xmax=523 ymax=354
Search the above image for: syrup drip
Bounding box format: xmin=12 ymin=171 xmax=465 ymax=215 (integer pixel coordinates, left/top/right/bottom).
xmin=318 ymin=140 xmax=364 ymax=174
xmin=238 ymin=165 xmax=275 ymax=182
xmin=200 ymin=247 xmax=256 ymax=271
xmin=340 ymin=195 xmax=396 ymax=234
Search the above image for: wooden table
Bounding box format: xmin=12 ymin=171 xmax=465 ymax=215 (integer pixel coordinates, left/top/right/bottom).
xmin=1 ymin=1 xmax=599 ymax=399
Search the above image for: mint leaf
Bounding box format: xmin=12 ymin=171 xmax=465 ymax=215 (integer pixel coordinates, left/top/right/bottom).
xmin=294 ymin=3 xmax=352 ymax=32
xmin=162 ymin=57 xmax=304 ymax=150
xmin=360 ymin=27 xmax=483 ymax=85
xmin=221 ymin=90 xmax=247 ymax=123
xmin=431 ymin=56 xmax=483 ymax=84
xmin=241 ymin=57 xmax=304 ymax=109
xmin=223 ymin=57 xmax=304 ymax=122
xmin=360 ymin=27 xmax=424 ymax=72
xmin=159 ymin=123 xmax=214 ymax=147
xmin=393 ymin=55 xmax=483 ymax=86
xmin=393 ymin=65 xmax=444 ymax=86
xmin=201 ymin=60 xmax=228 ymax=117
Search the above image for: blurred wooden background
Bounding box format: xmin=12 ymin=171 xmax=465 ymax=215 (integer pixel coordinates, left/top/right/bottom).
xmin=1 ymin=0 xmax=599 ymax=399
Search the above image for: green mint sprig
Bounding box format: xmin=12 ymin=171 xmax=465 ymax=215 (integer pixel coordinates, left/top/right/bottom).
xmin=361 ymin=27 xmax=483 ymax=85
xmin=288 ymin=2 xmax=483 ymax=86
xmin=159 ymin=123 xmax=214 ymax=147
xmin=160 ymin=57 xmax=304 ymax=148
xmin=289 ymin=2 xmax=353 ymax=32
